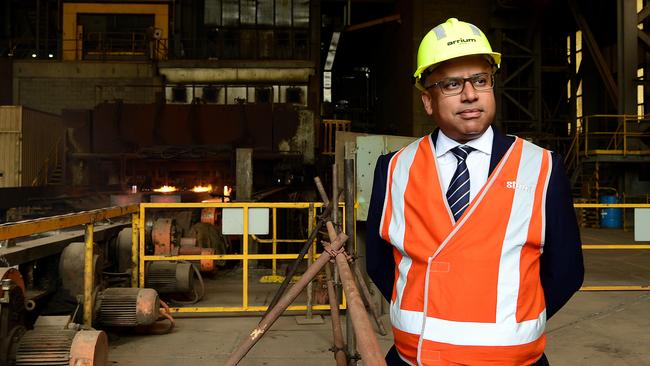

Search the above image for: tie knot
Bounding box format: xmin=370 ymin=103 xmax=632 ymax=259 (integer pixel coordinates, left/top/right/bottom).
xmin=450 ymin=145 xmax=474 ymax=161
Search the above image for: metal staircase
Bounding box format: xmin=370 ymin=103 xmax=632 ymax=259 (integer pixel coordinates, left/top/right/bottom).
xmin=565 ymin=114 xmax=650 ymax=200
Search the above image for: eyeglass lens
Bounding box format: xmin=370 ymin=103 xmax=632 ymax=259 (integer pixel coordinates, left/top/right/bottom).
xmin=433 ymin=73 xmax=493 ymax=95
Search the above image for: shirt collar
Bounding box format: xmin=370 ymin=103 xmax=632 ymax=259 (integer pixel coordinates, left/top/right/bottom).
xmin=435 ymin=125 xmax=493 ymax=157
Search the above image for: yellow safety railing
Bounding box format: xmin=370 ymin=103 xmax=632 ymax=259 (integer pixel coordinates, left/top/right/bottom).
xmin=0 ymin=205 xmax=139 ymax=328
xmin=580 ymin=114 xmax=650 ymax=157
xmin=321 ymin=119 xmax=351 ymax=155
xmin=575 ymin=202 xmax=650 ymax=291
xmin=139 ymin=202 xmax=347 ymax=313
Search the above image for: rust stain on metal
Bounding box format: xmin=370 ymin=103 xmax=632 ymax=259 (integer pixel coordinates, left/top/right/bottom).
xmin=136 ymin=288 xmax=160 ymax=324
xmin=152 ymin=218 xmax=174 ymax=255
xmin=0 ymin=267 xmax=25 ymax=296
xmin=70 ymin=330 xmax=109 ymax=366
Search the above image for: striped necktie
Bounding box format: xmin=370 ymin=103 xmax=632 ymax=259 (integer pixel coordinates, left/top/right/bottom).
xmin=446 ymin=145 xmax=475 ymax=221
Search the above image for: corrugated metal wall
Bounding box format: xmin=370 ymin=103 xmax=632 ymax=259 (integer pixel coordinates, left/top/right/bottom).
xmin=0 ymin=106 xmax=64 ymax=187
xmin=0 ymin=106 xmax=22 ymax=187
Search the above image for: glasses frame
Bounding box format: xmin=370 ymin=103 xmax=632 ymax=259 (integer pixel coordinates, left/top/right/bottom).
xmin=426 ymin=72 xmax=495 ymax=96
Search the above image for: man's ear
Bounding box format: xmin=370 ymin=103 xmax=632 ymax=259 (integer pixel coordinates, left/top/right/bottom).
xmin=421 ymin=91 xmax=434 ymax=116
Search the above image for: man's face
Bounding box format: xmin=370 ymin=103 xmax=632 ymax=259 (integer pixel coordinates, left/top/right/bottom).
xmin=420 ymin=55 xmax=496 ymax=143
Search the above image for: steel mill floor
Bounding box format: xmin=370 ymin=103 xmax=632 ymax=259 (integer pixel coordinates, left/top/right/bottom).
xmin=107 ymin=228 xmax=650 ymax=365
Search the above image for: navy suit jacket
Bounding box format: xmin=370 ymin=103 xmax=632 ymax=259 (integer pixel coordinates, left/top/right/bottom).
xmin=365 ymin=127 xmax=584 ymax=319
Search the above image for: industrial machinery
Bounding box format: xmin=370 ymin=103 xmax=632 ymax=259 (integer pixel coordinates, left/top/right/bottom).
xmin=58 ymin=242 xmax=172 ymax=331
xmin=144 ymin=217 xmax=214 ymax=303
xmin=95 ymin=288 xmax=161 ymax=328
xmin=0 ymin=268 xmax=109 ymax=366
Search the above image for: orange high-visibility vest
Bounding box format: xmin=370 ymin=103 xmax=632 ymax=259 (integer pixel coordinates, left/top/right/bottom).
xmin=380 ymin=136 xmax=551 ymax=365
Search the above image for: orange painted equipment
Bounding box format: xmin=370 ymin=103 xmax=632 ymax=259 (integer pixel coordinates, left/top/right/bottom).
xmin=200 ymin=207 xmax=218 ymax=224
xmin=0 ymin=267 xmax=25 ymax=297
xmin=152 ymin=218 xmax=176 ymax=255
xmin=178 ymin=246 xmax=216 ymax=273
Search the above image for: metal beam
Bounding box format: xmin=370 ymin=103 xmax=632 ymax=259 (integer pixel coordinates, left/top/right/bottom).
xmin=638 ymin=29 xmax=650 ymax=49
xmin=568 ymin=0 xmax=619 ymax=106
xmin=0 ymin=205 xmax=138 ymax=240
xmin=503 ymin=92 xmax=535 ymax=119
xmin=618 ymin=0 xmax=639 ymax=115
xmin=638 ymin=4 xmax=650 ymax=23
xmin=345 ymin=14 xmax=401 ymax=32
xmin=0 ymin=223 xmax=127 ymax=266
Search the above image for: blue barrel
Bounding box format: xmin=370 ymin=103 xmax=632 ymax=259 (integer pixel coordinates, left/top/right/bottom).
xmin=600 ymin=195 xmax=622 ymax=228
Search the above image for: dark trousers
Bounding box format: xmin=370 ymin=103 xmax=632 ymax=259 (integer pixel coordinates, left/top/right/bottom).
xmin=385 ymin=345 xmax=550 ymax=365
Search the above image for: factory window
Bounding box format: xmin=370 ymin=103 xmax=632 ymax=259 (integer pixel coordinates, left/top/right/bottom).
xmin=78 ymin=14 xmax=155 ymax=60
xmin=241 ymin=0 xmax=257 ymax=25
xmin=258 ymin=0 xmax=274 ymax=26
xmin=256 ymin=87 xmax=273 ymax=103
xmin=638 ymin=68 xmax=645 ymax=116
xmin=276 ymin=0 xmax=292 ymax=26
xmin=204 ymin=0 xmax=310 ymax=28
xmin=172 ymin=85 xmax=189 ymax=103
xmin=227 ymin=86 xmax=248 ymax=104
xmin=293 ymin=0 xmax=310 ymax=28
xmin=286 ymin=87 xmax=303 ymax=104
xmin=222 ymin=0 xmax=240 ymax=26
xmin=294 ymin=30 xmax=309 ymax=59
xmin=202 ymin=0 xmax=310 ymax=60
xmin=240 ymin=29 xmax=257 ymax=58
xmin=258 ymin=30 xmax=274 ymax=58
xmin=202 ymin=85 xmax=221 ymax=103
xmin=205 ymin=0 xmax=222 ymax=26
xmin=567 ymin=31 xmax=583 ymax=135
xmin=223 ymin=29 xmax=240 ymax=58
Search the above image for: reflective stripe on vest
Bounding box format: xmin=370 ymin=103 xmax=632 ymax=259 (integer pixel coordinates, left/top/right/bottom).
xmin=380 ymin=136 xmax=552 ymax=365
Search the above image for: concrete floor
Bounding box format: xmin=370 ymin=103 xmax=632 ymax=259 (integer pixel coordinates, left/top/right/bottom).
xmin=107 ymin=228 xmax=650 ymax=365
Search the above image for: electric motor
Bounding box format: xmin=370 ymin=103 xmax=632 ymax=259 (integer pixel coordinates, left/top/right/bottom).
xmin=144 ymin=261 xmax=193 ymax=294
xmin=12 ymin=316 xmax=107 ymax=366
xmin=95 ymin=288 xmax=160 ymax=327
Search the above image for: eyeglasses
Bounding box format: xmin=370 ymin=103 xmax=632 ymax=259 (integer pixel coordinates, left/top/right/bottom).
xmin=426 ymin=73 xmax=494 ymax=96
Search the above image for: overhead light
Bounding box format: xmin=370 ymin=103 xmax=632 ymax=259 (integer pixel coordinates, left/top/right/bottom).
xmin=31 ymin=53 xmax=37 ymax=58
xmin=48 ymin=53 xmax=54 ymax=58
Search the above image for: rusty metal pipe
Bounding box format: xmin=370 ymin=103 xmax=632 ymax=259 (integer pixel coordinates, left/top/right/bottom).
xmin=332 ymin=164 xmax=339 ymax=227
xmin=326 ymin=262 xmax=347 ymax=366
xmin=131 ymin=213 xmax=139 ymax=287
xmin=314 ymin=177 xmax=330 ymax=207
xmin=225 ymin=231 xmax=349 ymax=366
xmin=344 ymin=142 xmax=358 ymax=362
xmin=83 ymin=223 xmax=94 ymax=328
xmin=316 ymin=176 xmax=348 ymax=365
xmin=344 ymin=143 xmax=355 ymax=258
xmin=262 ymin=216 xmax=327 ymax=318
xmin=262 ymin=178 xmax=335 ymax=317
xmin=353 ymin=264 xmax=387 ymax=336
xmin=326 ymin=222 xmax=386 ymax=366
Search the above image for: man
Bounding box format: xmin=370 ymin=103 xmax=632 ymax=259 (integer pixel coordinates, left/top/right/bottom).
xmin=366 ymin=18 xmax=584 ymax=365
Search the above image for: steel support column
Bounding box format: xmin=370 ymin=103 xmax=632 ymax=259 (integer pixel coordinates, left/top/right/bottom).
xmin=618 ymin=0 xmax=639 ymax=115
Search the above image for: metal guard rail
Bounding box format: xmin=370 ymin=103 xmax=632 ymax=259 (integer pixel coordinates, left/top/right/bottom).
xmin=574 ymin=202 xmax=650 ymax=291
xmin=0 ymin=205 xmax=139 ymax=328
xmin=139 ymin=202 xmax=348 ymax=314
xmin=2 ymin=202 xmax=650 ymax=318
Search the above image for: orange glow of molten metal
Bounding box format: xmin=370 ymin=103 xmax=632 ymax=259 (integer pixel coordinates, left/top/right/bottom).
xmin=192 ymin=184 xmax=213 ymax=193
xmin=153 ymin=185 xmax=178 ymax=193
xmin=223 ymin=185 xmax=232 ymax=197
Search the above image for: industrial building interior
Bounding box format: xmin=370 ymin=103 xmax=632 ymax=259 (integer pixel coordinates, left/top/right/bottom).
xmin=0 ymin=0 xmax=649 ymax=365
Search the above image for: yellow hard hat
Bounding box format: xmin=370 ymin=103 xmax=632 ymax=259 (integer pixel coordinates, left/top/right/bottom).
xmin=413 ymin=18 xmax=501 ymax=91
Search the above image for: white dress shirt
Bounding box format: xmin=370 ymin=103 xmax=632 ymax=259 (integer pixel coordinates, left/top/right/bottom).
xmin=435 ymin=126 xmax=493 ymax=202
